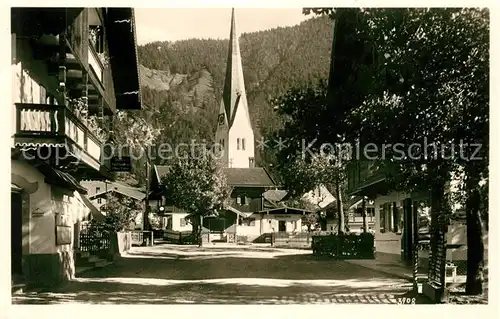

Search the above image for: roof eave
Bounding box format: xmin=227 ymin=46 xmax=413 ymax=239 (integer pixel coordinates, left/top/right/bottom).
xmin=105 ymin=8 xmax=142 ymax=110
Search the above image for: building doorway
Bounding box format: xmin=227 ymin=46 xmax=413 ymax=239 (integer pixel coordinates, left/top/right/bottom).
xmin=11 ymin=191 xmax=23 ymax=278
xmin=278 ymin=220 xmax=286 ymax=232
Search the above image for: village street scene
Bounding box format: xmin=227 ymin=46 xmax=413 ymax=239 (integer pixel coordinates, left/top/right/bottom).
xmin=10 ymin=7 xmax=489 ymax=306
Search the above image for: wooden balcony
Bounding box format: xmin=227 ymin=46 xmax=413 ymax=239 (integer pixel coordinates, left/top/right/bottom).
xmin=30 ymin=25 xmax=116 ymax=115
xmin=13 ymin=102 xmax=111 ymax=180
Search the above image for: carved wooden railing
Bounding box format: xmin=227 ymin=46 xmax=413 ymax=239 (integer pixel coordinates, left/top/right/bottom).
xmin=15 ymin=102 xmax=102 ymax=162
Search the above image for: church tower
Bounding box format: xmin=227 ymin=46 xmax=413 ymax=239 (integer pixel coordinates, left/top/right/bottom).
xmin=215 ymin=8 xmax=255 ymax=168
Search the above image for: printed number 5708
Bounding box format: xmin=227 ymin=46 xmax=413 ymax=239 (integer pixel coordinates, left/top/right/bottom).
xmin=397 ymin=297 xmax=416 ymax=304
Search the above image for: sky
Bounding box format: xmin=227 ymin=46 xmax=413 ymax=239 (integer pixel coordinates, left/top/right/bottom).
xmin=134 ymin=8 xmax=312 ymax=45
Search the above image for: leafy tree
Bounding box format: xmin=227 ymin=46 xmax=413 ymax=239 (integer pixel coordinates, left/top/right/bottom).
xmin=270 ymin=78 xmax=352 ymax=234
xmin=302 ymin=212 xmax=320 ymax=232
xmin=147 ymin=210 xmax=162 ymax=230
xmin=160 ymin=146 xmax=230 ymax=246
xmin=342 ymin=8 xmax=489 ymax=294
xmin=91 ymin=193 xmax=143 ymax=232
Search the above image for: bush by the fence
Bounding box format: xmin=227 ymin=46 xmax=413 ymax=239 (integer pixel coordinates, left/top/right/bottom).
xmin=312 ymin=232 xmax=375 ymax=259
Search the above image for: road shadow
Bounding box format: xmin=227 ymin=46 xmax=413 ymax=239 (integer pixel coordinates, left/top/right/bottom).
xmin=13 ymin=245 xmax=415 ymax=304
xmin=13 ymin=277 xmax=413 ymax=305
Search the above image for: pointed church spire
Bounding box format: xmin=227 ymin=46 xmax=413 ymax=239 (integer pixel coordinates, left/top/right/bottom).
xmin=221 ymin=8 xmax=249 ymax=127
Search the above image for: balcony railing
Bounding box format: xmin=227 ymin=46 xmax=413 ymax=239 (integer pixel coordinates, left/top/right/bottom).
xmin=15 ymin=102 xmax=102 ymax=164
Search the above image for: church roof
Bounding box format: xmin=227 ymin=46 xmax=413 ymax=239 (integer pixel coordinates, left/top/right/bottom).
xmin=221 ymin=8 xmax=250 ymax=128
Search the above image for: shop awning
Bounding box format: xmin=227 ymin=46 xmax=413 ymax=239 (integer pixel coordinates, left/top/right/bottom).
xmin=36 ymin=163 xmax=87 ymax=194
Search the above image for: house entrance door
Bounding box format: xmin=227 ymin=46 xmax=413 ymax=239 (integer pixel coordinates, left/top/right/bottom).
xmin=278 ymin=220 xmax=286 ymax=232
xmin=11 ymin=191 xmax=23 ymax=278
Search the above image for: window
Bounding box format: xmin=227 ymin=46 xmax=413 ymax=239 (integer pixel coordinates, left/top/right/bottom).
xmin=96 ymin=187 xmax=101 ymax=194
xmin=218 ymin=113 xmax=225 ymax=126
xmin=97 ymin=198 xmax=102 ymax=204
xmin=236 ymin=196 xmax=241 ymax=205
xmin=222 ymin=139 xmax=225 ymax=148
xmin=242 ymin=138 xmax=245 ymax=150
xmin=249 ymin=157 xmax=255 ymax=167
xmin=89 ymin=25 xmax=105 ymax=54
xmin=237 ymin=138 xmax=240 ymax=150
xmin=180 ymin=218 xmax=186 ymax=227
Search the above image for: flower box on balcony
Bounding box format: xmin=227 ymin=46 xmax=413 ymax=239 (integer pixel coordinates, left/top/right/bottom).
xmin=14 ymin=102 xmax=108 ymax=179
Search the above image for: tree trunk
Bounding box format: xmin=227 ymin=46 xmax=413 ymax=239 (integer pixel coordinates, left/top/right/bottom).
xmin=429 ymin=175 xmax=447 ymax=301
xmin=465 ymin=174 xmax=484 ymax=295
xmin=362 ymin=196 xmax=368 ymax=233
xmin=335 ymin=180 xmax=345 ymax=234
xmin=191 ymin=214 xmax=200 ymax=245
xmin=197 ymin=215 xmax=203 ymax=247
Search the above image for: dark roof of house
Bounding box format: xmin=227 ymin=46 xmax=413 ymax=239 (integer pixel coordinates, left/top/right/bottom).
xmin=154 ymin=165 xmax=276 ymax=188
xmin=105 ymin=8 xmax=142 ymax=110
xmin=223 ymin=167 xmax=276 ymax=187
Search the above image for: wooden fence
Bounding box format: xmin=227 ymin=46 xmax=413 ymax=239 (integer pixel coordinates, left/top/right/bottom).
xmin=163 ymin=229 xmax=195 ymax=244
xmin=130 ymin=230 xmax=154 ymax=246
xmin=79 ymin=226 xmax=111 ymax=255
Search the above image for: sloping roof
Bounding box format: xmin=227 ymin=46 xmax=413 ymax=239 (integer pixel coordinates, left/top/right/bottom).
xmin=347 ymin=196 xmax=364 ymax=208
xmin=155 ymin=165 xmax=275 ymax=188
xmin=225 ymin=205 xmax=253 ymax=218
xmin=79 ymin=193 xmax=105 ymax=221
xmin=36 ymin=163 xmax=87 ymax=194
xmin=221 ymin=8 xmax=251 ymax=130
xmin=106 ymin=8 xmax=142 ymax=110
xmin=89 ymin=184 xmax=145 ymax=201
xmin=224 ymin=167 xmax=275 ymax=187
xmin=263 ymin=189 xmax=288 ymax=203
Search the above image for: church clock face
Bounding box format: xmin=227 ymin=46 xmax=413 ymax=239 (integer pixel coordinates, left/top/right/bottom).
xmin=218 ymin=113 xmax=225 ymax=126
